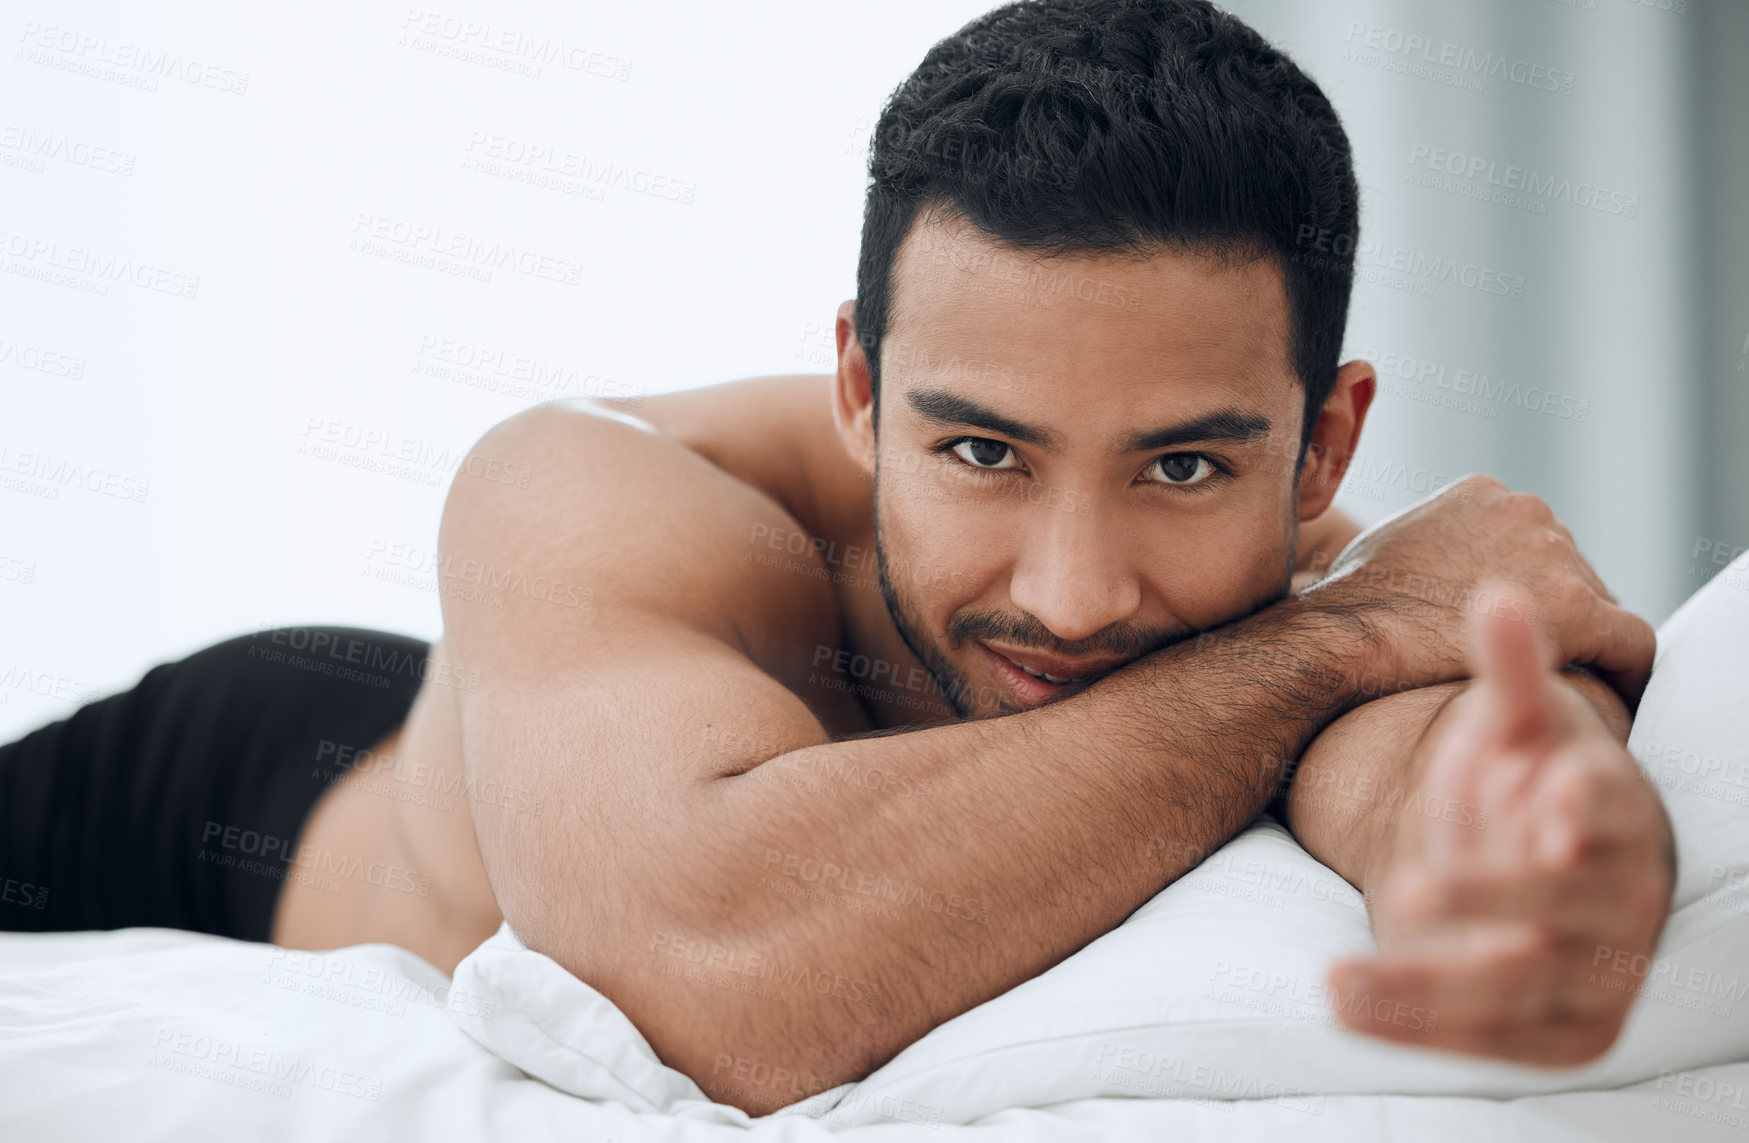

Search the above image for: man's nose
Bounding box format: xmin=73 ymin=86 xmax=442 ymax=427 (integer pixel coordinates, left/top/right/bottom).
xmin=1005 ymin=495 xmax=1142 ymax=644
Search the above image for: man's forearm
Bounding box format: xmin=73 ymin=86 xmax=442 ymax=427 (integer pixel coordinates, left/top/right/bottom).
xmin=1286 ymin=670 xmax=1633 ymax=902
xmin=623 ymin=593 xmax=1380 ymax=1109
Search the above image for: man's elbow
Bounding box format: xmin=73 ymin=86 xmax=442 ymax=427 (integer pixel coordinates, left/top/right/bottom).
xmin=636 ymin=995 xmax=881 ymax=1116
xmin=567 ymin=930 xmax=898 ymax=1115
xmin=683 ymin=1043 xmax=855 ymax=1116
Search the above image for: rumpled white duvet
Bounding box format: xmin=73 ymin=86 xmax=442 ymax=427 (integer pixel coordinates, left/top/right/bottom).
xmin=5 ymin=553 xmax=1748 ymax=1141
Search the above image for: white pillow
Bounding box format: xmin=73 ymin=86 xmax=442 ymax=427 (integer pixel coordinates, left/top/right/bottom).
xmin=450 ymin=551 xmax=1749 ymax=1126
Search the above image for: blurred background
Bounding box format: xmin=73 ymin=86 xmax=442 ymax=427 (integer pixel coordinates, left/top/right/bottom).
xmin=3 ymin=0 xmax=1745 ymax=739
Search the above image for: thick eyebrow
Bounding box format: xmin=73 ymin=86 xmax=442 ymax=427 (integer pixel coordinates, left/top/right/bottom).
xmin=1119 ymin=409 xmax=1274 ymax=453
xmin=904 ymin=388 xmax=1062 ymax=449
xmin=904 ymin=386 xmax=1272 ymax=454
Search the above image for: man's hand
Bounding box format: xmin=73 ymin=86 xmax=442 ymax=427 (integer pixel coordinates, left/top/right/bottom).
xmin=1329 ymin=583 xmax=1675 ymax=1063
xmin=1305 ymin=475 xmax=1655 ymax=707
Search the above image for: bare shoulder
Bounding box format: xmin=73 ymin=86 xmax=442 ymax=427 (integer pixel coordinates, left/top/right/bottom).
xmin=437 ymin=397 xmax=847 ymax=703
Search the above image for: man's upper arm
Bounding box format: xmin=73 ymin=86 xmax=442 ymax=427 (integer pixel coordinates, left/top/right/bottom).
xmin=433 ymin=400 xmax=847 ymax=954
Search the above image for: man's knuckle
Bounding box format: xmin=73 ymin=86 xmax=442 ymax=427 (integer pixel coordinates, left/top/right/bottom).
xmin=1505 ymin=491 xmax=1552 ymax=520
xmin=1455 ymin=473 xmax=1501 ymax=498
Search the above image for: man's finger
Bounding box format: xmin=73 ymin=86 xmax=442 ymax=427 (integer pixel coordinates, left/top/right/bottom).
xmin=1331 ymin=935 xmax=1628 ymax=1049
xmin=1335 ymin=999 xmax=1622 ymax=1065
xmin=1333 ymin=924 xmax=1557 ymax=1029
xmin=1471 ymin=580 xmax=1556 ymax=742
xmin=1556 ymin=527 xmax=1617 ymax=606
xmin=1566 ymin=605 xmax=1656 ymax=711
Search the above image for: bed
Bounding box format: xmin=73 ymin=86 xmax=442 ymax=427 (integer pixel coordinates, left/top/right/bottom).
xmin=5 ymin=553 xmax=1746 ymax=1141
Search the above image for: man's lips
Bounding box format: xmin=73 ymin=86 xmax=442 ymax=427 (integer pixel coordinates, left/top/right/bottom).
xmin=977 ymin=642 xmax=1115 ymax=709
xmin=978 ymin=641 xmax=1127 ymax=683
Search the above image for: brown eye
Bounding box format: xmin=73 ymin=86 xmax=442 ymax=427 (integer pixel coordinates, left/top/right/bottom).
xmin=1146 ymin=453 xmax=1216 ymax=486
xmin=951 ymin=438 xmax=1018 ymax=469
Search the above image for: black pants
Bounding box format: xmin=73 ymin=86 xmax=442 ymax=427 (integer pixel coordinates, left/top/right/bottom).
xmin=0 ymin=627 xmax=427 ymax=942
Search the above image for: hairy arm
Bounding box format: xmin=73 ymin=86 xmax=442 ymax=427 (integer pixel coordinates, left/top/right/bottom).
xmin=441 ymin=401 xmax=1654 ymax=1109
xmin=439 ymin=401 xmax=1382 ymax=1113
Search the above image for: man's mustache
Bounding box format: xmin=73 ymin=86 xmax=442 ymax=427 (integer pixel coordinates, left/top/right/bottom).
xmin=944 ymin=609 xmax=1193 ymax=664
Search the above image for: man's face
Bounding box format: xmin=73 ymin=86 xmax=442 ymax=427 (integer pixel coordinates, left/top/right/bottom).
xmin=864 ymin=213 xmax=1309 ymax=718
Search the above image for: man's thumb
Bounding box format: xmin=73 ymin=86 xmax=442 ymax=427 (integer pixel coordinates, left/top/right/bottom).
xmin=1471 ymin=579 xmax=1555 ymax=737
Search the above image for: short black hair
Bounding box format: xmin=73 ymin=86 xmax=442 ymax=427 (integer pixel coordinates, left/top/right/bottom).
xmin=854 ymin=0 xmax=1358 ymax=447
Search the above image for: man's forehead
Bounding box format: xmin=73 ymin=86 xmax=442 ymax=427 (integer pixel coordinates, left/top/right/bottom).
xmin=883 ymin=213 xmax=1299 ymax=420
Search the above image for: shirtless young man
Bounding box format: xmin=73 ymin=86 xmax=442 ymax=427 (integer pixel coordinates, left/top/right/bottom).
xmin=0 ymin=0 xmax=1672 ymax=1116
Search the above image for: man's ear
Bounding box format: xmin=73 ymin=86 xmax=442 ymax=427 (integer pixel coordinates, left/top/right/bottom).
xmin=832 ymin=299 xmax=878 ymax=480
xmin=1296 ymin=358 xmax=1376 ymax=521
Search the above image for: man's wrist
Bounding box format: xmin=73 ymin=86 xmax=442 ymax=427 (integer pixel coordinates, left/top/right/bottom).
xmin=1294 ymin=573 xmax=1423 ymax=701
xmin=1279 ymin=581 xmax=1393 ymax=711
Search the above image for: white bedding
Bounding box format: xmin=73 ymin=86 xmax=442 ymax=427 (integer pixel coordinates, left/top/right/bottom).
xmin=4 ymin=553 xmax=1747 ymax=1140
xmin=3 ymin=926 xmax=1747 ymax=1142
